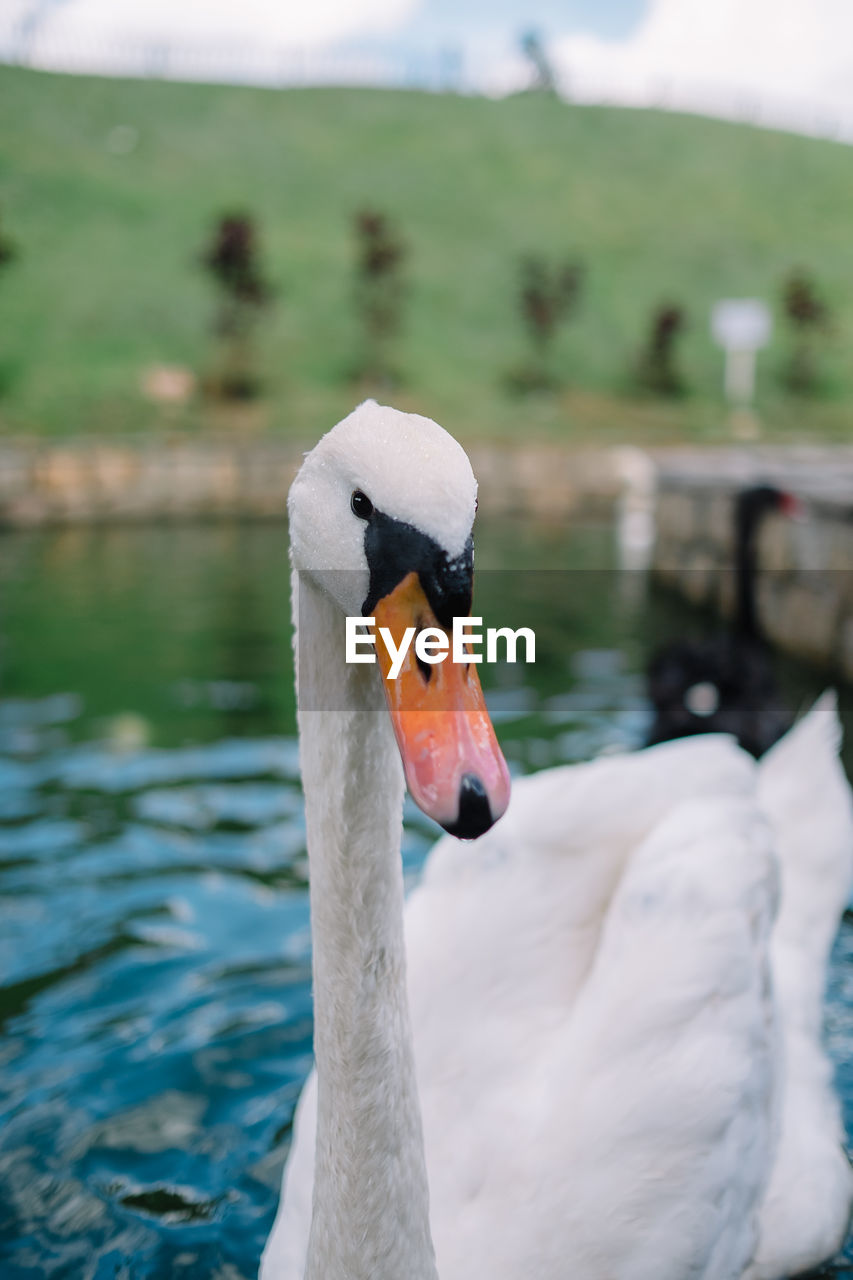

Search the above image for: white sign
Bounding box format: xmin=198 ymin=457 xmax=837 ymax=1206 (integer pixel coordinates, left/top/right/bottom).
xmin=711 ymin=299 xmax=772 ymax=352
xmin=711 ymin=299 xmax=772 ymax=405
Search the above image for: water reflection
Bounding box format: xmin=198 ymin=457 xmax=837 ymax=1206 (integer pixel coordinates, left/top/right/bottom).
xmin=0 ymin=521 xmax=850 ymax=1278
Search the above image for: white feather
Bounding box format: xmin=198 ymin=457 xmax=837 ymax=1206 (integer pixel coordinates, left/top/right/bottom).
xmin=748 ymin=691 xmax=853 ymax=1278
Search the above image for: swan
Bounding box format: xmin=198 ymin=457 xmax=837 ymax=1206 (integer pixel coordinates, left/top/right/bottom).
xmin=647 ymin=484 xmax=800 ymax=756
xmin=261 ymin=400 xmax=853 ymax=1280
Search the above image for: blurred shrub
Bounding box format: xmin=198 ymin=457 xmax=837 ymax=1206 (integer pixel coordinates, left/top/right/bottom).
xmin=200 ymin=213 xmax=274 ymax=401
xmin=0 ymin=210 xmax=18 ymax=396
xmin=509 ymin=255 xmax=584 ymax=392
xmin=353 ymin=209 xmax=407 ymax=387
xmin=636 ymin=302 xmax=688 ymax=397
xmin=0 ymin=211 xmax=15 ymax=271
xmin=781 ymin=269 xmax=831 ymax=395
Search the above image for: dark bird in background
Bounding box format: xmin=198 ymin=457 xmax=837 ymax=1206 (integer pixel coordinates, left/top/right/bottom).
xmin=646 ymin=484 xmax=802 ymax=758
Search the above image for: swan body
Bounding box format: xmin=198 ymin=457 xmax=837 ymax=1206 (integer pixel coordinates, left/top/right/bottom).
xmin=747 ymin=697 xmax=853 ymax=1278
xmin=264 ymin=402 xmax=853 ymax=1280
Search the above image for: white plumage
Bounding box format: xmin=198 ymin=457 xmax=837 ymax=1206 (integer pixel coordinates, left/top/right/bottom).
xmin=263 ymin=402 xmax=853 ymax=1280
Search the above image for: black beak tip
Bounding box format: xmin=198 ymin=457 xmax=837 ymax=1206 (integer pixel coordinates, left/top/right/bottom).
xmin=443 ymin=773 xmax=495 ymax=841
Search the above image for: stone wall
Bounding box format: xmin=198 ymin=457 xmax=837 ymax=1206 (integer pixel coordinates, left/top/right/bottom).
xmin=0 ymin=439 xmax=304 ymax=525
xmin=652 ymin=448 xmax=853 ymax=678
xmin=6 ymin=435 xmax=853 ymax=678
xmin=0 ymin=437 xmax=626 ymax=527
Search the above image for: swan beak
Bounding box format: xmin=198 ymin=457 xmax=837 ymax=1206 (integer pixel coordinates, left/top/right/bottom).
xmin=780 ymin=492 xmax=807 ymax=521
xmin=372 ymin=572 xmax=511 ymax=840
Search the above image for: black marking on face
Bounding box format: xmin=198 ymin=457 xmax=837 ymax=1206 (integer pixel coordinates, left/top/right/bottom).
xmin=362 ymin=510 xmax=474 ymax=630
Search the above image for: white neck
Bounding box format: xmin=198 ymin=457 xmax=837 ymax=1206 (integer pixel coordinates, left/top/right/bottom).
xmin=294 ymin=571 xmax=438 ymax=1280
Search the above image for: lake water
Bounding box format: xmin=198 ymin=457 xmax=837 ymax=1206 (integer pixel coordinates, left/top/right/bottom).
xmin=1 ymin=520 xmax=852 ymax=1279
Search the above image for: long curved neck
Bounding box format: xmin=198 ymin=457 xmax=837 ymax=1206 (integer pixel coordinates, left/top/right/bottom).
xmin=294 ymin=571 xmax=438 ymax=1280
xmin=734 ymin=496 xmax=761 ymax=642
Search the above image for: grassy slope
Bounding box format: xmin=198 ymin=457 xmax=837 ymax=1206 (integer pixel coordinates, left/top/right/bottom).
xmin=0 ymin=65 xmax=851 ymax=442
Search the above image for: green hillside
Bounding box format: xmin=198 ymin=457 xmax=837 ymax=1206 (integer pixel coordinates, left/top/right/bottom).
xmin=0 ymin=65 xmax=851 ymax=441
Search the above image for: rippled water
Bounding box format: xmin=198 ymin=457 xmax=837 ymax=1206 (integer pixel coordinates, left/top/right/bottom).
xmin=1 ymin=521 xmax=852 ymax=1279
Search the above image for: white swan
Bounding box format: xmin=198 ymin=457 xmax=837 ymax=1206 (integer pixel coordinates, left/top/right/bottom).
xmin=261 ymin=399 xmax=853 ymax=1280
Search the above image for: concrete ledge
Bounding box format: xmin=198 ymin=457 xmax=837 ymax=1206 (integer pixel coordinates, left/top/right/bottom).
xmin=7 ymin=436 xmax=853 ymax=680
xmin=0 ymin=437 xmax=626 ymax=528
xmin=0 ymin=439 xmax=307 ymax=525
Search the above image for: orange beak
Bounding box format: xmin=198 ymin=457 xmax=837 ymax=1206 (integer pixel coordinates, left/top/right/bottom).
xmin=373 ymin=572 xmax=511 ymax=839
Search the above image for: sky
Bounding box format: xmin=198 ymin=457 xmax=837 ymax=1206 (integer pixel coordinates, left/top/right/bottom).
xmin=554 ymin=0 xmax=853 ymax=130
xmin=1 ymin=0 xmax=852 ymax=140
xmin=0 ymin=0 xmax=644 ymax=54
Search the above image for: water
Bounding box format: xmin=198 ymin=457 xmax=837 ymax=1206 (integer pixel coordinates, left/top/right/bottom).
xmin=1 ymin=520 xmax=852 ymax=1279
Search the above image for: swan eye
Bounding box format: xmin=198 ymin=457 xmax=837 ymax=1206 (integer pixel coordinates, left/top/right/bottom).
xmin=351 ymin=490 xmax=374 ymax=520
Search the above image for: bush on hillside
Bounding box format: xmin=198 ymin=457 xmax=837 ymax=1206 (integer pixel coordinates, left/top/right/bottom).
xmin=200 ymin=213 xmax=274 ymax=401
xmin=352 ymin=209 xmax=407 ymax=388
xmin=508 ymin=255 xmax=584 ymax=392
xmin=636 ymin=303 xmax=688 ymax=397
xmin=781 ymin=269 xmax=831 ymax=395
xmin=0 ymin=209 xmax=18 ymax=396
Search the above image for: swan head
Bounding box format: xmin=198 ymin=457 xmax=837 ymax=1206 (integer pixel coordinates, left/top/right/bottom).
xmin=735 ymin=483 xmax=802 ymax=541
xmin=290 ymin=400 xmax=510 ymax=839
